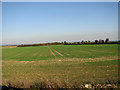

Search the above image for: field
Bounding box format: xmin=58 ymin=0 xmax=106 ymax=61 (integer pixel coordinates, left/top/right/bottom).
xmin=2 ymin=44 xmax=119 ymax=88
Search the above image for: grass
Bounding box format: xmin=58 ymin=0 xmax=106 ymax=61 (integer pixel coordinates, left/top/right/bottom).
xmin=2 ymin=44 xmax=118 ymax=61
xmin=2 ymin=44 xmax=119 ymax=88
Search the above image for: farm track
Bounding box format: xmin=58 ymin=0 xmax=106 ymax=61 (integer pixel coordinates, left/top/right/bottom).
xmin=48 ymin=46 xmax=64 ymax=56
xmin=2 ymin=44 xmax=119 ymax=89
xmin=48 ymin=46 xmax=55 ymax=56
xmin=54 ymin=49 xmax=64 ymax=56
xmin=49 ymin=46 xmax=64 ymax=56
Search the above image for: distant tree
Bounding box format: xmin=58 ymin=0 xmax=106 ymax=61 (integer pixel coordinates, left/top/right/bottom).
xmin=88 ymin=40 xmax=91 ymax=44
xmin=119 ymin=40 xmax=120 ymax=44
xmin=99 ymin=39 xmax=102 ymax=44
xmin=64 ymin=41 xmax=67 ymax=45
xmin=95 ymin=40 xmax=99 ymax=44
xmin=102 ymin=40 xmax=104 ymax=44
xmin=85 ymin=41 xmax=88 ymax=44
xmin=61 ymin=42 xmax=63 ymax=44
xmin=81 ymin=40 xmax=84 ymax=44
xmin=73 ymin=42 xmax=77 ymax=45
xmin=77 ymin=42 xmax=80 ymax=45
xmin=119 ymin=40 xmax=120 ymax=42
xmin=105 ymin=38 xmax=109 ymax=44
xmin=69 ymin=42 xmax=72 ymax=45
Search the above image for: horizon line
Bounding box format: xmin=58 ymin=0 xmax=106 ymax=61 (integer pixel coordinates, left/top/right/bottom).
xmin=1 ymin=40 xmax=119 ymax=46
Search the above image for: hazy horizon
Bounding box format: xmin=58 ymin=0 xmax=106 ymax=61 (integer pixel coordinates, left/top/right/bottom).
xmin=2 ymin=2 xmax=118 ymax=45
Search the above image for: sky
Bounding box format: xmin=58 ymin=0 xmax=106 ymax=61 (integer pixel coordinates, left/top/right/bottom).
xmin=2 ymin=0 xmax=120 ymax=2
xmin=2 ymin=2 xmax=118 ymax=45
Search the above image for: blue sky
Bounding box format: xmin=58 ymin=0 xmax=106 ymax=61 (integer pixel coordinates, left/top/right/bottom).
xmin=2 ymin=2 xmax=118 ymax=45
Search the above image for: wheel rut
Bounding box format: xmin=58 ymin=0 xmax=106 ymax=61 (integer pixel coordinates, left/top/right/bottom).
xmin=48 ymin=46 xmax=55 ymax=56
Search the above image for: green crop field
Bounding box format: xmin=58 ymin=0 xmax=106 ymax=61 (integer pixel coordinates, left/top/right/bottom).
xmin=2 ymin=44 xmax=119 ymax=88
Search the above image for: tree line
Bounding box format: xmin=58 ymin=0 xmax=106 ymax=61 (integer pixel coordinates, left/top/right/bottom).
xmin=64 ymin=38 xmax=110 ymax=45
xmin=17 ymin=38 xmax=119 ymax=47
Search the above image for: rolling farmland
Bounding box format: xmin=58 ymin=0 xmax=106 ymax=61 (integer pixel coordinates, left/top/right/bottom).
xmin=2 ymin=44 xmax=119 ymax=88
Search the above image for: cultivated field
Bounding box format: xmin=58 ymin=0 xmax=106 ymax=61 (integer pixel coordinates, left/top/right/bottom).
xmin=2 ymin=44 xmax=119 ymax=88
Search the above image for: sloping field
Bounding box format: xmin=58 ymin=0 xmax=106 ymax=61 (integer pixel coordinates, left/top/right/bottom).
xmin=2 ymin=44 xmax=119 ymax=88
xmin=2 ymin=44 xmax=118 ymax=61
